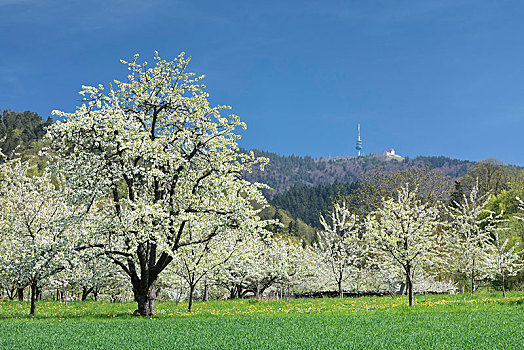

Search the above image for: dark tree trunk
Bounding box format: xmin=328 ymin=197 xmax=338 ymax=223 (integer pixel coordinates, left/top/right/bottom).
xmin=203 ymin=281 xmax=208 ymax=302
xmin=188 ymin=284 xmax=196 ymax=312
xmin=338 ymin=280 xmax=343 ymax=298
xmin=17 ymin=287 xmax=24 ymax=301
xmin=30 ymin=279 xmax=37 ymax=316
xmin=133 ymin=283 xmax=157 ymax=316
xmin=56 ymin=289 xmax=63 ymax=302
xmin=124 ymin=242 xmax=173 ymax=316
xmin=7 ymin=287 xmax=16 ymax=300
xmin=236 ymin=284 xmax=243 ymax=299
xmin=406 ymin=264 xmax=414 ymax=306
xmin=93 ymin=288 xmax=99 ymax=301
xmin=82 ymin=287 xmax=94 ymax=301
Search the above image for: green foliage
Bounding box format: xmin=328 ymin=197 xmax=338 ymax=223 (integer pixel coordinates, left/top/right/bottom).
xmin=461 ymin=159 xmax=524 ymax=198
xmin=0 ymin=110 xmax=51 ymax=158
xmin=258 ymin=206 xmax=317 ymax=243
xmin=269 ymin=181 xmax=360 ymax=229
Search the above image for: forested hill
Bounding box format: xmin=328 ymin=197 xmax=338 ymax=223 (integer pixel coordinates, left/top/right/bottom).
xmin=244 ymin=149 xmax=474 ymax=194
xmin=0 ymin=110 xmax=52 ymax=158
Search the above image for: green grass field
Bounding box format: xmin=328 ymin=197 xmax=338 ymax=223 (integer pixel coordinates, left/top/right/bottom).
xmin=1 ymin=292 xmax=524 ymax=349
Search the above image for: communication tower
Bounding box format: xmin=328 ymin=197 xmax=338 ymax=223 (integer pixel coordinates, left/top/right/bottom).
xmin=355 ymin=123 xmax=362 ymax=156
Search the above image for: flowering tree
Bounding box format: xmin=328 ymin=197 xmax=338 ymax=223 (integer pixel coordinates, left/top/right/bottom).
xmin=216 ymin=233 xmax=273 ymax=299
xmin=167 ymin=217 xmax=265 ymax=311
xmin=0 ymin=228 xmax=20 ymax=299
xmin=366 ymin=185 xmax=442 ymax=306
xmin=66 ymin=253 xmax=125 ymax=301
xmin=46 ymin=52 xmax=268 ymax=315
xmin=215 ymin=233 xmax=316 ymax=300
xmin=316 ymin=202 xmax=367 ymax=297
xmin=271 ymin=235 xmax=317 ymax=300
xmin=0 ymin=158 xmax=78 ymax=315
xmin=486 ymin=230 xmax=522 ymax=297
xmin=445 ymin=182 xmax=502 ymax=295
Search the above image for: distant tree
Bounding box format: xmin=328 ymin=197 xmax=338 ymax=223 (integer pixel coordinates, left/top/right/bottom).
xmin=445 ymin=181 xmax=503 ymax=295
xmin=485 ymin=230 xmax=522 ymax=297
xmin=316 ymin=202 xmax=367 ymax=298
xmin=167 ymin=219 xmax=261 ymax=312
xmin=462 ymin=159 xmax=508 ymax=197
xmin=0 ymin=158 xmax=79 ymax=315
xmin=366 ymin=185 xmax=442 ymax=306
xmin=449 ymin=180 xmax=465 ymax=208
xmin=345 ymin=167 xmax=451 ymax=218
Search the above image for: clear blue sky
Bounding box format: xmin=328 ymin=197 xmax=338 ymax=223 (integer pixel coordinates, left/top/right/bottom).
xmin=1 ymin=0 xmax=524 ymax=164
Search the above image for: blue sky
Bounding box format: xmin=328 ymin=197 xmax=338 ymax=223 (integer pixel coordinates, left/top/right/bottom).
xmin=1 ymin=0 xmax=524 ymax=164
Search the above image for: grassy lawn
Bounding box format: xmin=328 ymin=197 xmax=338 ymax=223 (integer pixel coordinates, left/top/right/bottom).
xmin=1 ymin=292 xmax=524 ymax=349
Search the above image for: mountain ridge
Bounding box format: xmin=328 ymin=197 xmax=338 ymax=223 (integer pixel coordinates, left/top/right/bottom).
xmin=244 ymin=148 xmax=475 ymax=194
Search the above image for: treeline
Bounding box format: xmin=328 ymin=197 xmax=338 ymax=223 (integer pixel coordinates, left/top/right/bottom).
xmin=245 ymin=148 xmax=475 ymax=194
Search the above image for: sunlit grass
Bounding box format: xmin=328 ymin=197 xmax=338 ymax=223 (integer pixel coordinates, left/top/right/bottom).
xmin=1 ymin=291 xmax=524 ymax=319
xmin=1 ymin=292 xmax=524 ymax=349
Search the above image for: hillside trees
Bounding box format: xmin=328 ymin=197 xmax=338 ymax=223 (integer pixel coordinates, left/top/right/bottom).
xmin=47 ymin=52 xmax=269 ymax=316
xmin=462 ymin=159 xmax=514 ymax=197
xmin=0 ymin=110 xmax=53 ymax=159
xmin=344 ymin=167 xmax=451 ymax=218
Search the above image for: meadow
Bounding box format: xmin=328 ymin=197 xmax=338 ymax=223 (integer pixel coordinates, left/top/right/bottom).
xmin=1 ymin=292 xmax=524 ymax=349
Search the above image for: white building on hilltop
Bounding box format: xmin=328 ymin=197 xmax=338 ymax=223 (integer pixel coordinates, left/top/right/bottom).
xmin=385 ymin=149 xmax=403 ymax=159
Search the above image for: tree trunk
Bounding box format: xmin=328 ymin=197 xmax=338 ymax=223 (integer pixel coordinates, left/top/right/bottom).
xmin=338 ymin=280 xmax=343 ymax=298
xmin=82 ymin=287 xmax=93 ymax=301
xmin=203 ymin=281 xmax=208 ymax=302
xmin=175 ymin=285 xmax=183 ymax=306
xmin=398 ymin=282 xmax=406 ymax=296
xmin=7 ymin=287 xmax=16 ymax=300
xmin=406 ymin=264 xmax=414 ymax=306
xmin=30 ymin=279 xmax=37 ymax=316
xmin=237 ymin=284 xmax=244 ymax=299
xmin=502 ymin=272 xmax=506 ymax=298
xmin=188 ymin=284 xmax=195 ymax=312
xmin=133 ymin=283 xmax=157 ymax=316
xmin=17 ymin=287 xmax=24 ymax=301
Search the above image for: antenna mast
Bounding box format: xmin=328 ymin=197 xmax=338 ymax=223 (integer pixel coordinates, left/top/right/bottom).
xmin=355 ymin=123 xmax=362 ymax=156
